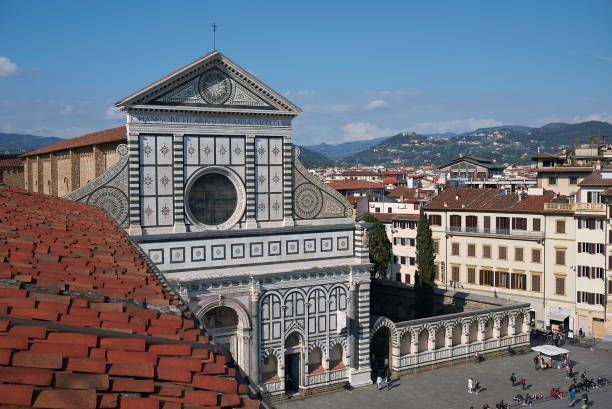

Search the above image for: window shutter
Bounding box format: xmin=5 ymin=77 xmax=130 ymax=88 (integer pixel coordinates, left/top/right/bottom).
xmin=479 ymin=270 xmax=483 ymax=285
xmin=591 ymin=267 xmax=596 ymax=279
xmin=587 ymin=191 xmax=592 ymax=203
xmin=577 ymin=291 xmax=581 ymax=303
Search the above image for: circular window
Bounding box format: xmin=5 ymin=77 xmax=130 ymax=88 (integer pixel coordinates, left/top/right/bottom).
xmin=184 ymin=167 xmax=245 ymax=230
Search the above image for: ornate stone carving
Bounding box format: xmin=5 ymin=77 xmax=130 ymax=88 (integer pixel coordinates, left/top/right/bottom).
xmin=292 ymin=147 xmax=352 ymax=219
xmin=198 ymin=69 xmax=232 ymax=104
xmin=64 ymin=144 xmax=129 ymax=227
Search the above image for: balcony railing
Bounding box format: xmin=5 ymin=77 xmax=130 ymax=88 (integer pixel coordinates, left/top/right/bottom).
xmin=446 ymin=226 xmax=544 ymax=239
xmin=544 ymin=202 xmax=606 ymax=214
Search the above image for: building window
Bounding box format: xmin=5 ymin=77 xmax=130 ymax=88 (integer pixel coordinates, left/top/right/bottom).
xmin=577 ymin=242 xmax=605 ymax=255
xmin=401 ymin=256 xmax=406 ymax=265
xmin=498 ymin=246 xmax=507 ymax=260
xmin=466 ymin=215 xmax=478 ymax=231
xmin=396 ymin=273 xmax=401 ymax=282
xmin=433 ymin=240 xmax=439 ymax=254
xmin=451 ymin=265 xmax=460 ymax=282
xmin=555 ymin=249 xmax=565 ymax=265
xmin=498 ymin=271 xmax=510 ymax=288
xmin=569 ymin=176 xmax=578 ymax=185
xmin=409 ymin=257 xmax=415 ymax=266
xmin=555 ymin=276 xmax=565 ymax=295
xmin=496 ymin=217 xmax=510 ymax=232
xmin=548 ymin=176 xmax=557 ymax=185
xmin=514 ymin=247 xmax=524 ymax=262
xmin=531 ymin=248 xmax=541 ymax=263
xmin=434 ymin=263 xmax=440 ymax=281
xmin=450 ymin=215 xmax=461 ymax=229
xmin=480 ymin=269 xmax=494 ymax=286
xmin=482 ymin=244 xmax=491 ymax=258
xmin=404 ymin=274 xmax=410 ymax=284
xmin=532 ymin=218 xmax=541 ymax=232
xmin=451 ymin=242 xmax=460 ymax=256
xmin=467 ymin=267 xmax=476 ymax=284
xmin=512 ymin=272 xmax=527 ymax=290
xmin=186 ymin=171 xmax=238 ymax=226
xmin=512 ymin=217 xmax=527 ymax=231
xmin=556 ymin=220 xmax=565 ymax=234
xmin=467 ymin=243 xmax=476 ymax=257
xmin=483 ymin=216 xmax=491 ymax=231
xmin=531 ymin=274 xmax=541 ymax=292
xmin=428 ymin=214 xmax=441 ymax=226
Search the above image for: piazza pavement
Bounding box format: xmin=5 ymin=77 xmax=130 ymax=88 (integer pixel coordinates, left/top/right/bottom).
xmin=277 ymin=341 xmax=612 ymax=409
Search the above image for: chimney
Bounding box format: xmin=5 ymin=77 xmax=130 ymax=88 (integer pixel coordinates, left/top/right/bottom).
xmin=455 ymin=194 xmax=460 ymax=200
xmin=443 ymin=202 xmax=448 ymax=207
xmin=596 ymin=160 xmax=602 ymax=170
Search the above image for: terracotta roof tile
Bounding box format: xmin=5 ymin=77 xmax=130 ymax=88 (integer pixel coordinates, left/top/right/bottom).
xmin=578 ymin=170 xmax=612 ymax=186
xmin=21 ymin=126 xmax=126 ymax=157
xmin=424 ymin=187 xmax=556 ymax=213
xmin=326 ymin=180 xmax=385 ymax=190
xmin=0 ymin=158 xmax=23 ymax=167
xmin=0 ymin=187 xmax=266 ymax=409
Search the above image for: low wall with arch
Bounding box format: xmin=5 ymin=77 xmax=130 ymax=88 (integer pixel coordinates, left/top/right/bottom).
xmin=369 ymin=283 xmax=531 ymax=373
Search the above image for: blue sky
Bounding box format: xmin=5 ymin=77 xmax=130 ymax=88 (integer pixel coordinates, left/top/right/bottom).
xmin=1 ymin=0 xmax=611 ymax=145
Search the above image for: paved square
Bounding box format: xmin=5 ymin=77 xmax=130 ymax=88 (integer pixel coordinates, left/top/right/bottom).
xmin=278 ymin=342 xmax=612 ymax=409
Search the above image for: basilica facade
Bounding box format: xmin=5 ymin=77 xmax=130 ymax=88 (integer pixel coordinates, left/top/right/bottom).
xmin=68 ymin=51 xmax=373 ymax=394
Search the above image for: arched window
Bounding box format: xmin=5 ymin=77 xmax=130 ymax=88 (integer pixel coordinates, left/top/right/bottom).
xmin=261 ymin=354 xmax=279 ymax=383
xmin=308 ymin=347 xmax=324 ymax=374
xmin=284 ymin=291 xmax=305 ymax=319
xmin=329 ymin=344 xmax=345 ymax=370
xmin=261 ymin=294 xmax=282 ymax=341
xmin=308 ymin=289 xmax=326 ymax=334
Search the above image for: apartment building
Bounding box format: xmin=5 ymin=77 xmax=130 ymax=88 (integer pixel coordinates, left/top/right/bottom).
xmin=366 ymin=200 xmax=421 ymax=284
xmin=424 ymin=187 xmax=577 ymax=333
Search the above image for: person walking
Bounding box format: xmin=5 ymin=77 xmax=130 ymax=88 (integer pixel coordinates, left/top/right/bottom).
xmin=376 ymin=374 xmax=382 ymax=391
xmin=510 ymin=373 xmax=516 ymax=387
xmin=474 ymin=379 xmax=481 ymax=394
xmin=468 ymin=377 xmax=473 ymax=394
xmin=385 ymin=367 xmax=392 ymax=391
xmin=520 ymin=376 xmax=526 ymax=390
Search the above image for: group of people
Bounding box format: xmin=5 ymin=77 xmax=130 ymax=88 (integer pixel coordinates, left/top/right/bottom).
xmin=512 ymin=392 xmax=542 ymax=406
xmin=375 ymin=367 xmax=392 ymax=391
xmin=509 ymin=373 xmax=528 ymax=390
xmin=467 ymin=377 xmax=481 ymax=394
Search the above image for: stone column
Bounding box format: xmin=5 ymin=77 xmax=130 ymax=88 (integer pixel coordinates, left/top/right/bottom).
xmin=477 ymin=320 xmax=485 ymax=342
xmin=509 ymin=314 xmax=517 ymax=337
xmin=428 ymin=328 xmax=436 ymax=351
xmin=348 ymin=280 xmax=357 ymax=368
xmin=522 ymin=311 xmax=530 ymax=334
xmin=461 ymin=323 xmax=470 ymax=345
xmin=411 ymin=332 xmax=418 ymax=354
xmin=172 ymin=133 xmax=186 ymax=233
xmin=445 ymin=324 xmax=453 ymax=348
xmin=50 ymin=153 xmax=58 ymax=196
xmin=493 ymin=317 xmax=501 ymax=339
xmin=127 ymin=131 xmax=142 ymax=236
xmin=250 ymin=284 xmax=261 ymax=385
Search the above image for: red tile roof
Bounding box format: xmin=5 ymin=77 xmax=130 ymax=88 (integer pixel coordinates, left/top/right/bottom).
xmin=0 ymin=187 xmax=263 ymax=409
xmin=359 ymin=212 xmax=419 ymax=223
xmin=535 ymin=167 xmax=593 ymax=174
xmin=341 ymin=170 xmax=381 ymax=177
xmin=424 ymin=187 xmax=556 ymax=213
xmin=326 ymin=180 xmax=385 ymax=191
xmin=21 ymin=127 xmax=126 ymax=157
xmin=0 ymin=158 xmax=22 ymax=168
xmin=578 ymin=170 xmax=612 ymax=187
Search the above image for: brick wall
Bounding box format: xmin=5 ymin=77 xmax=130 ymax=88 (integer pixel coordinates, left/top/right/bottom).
xmin=0 ymin=168 xmax=24 ymax=189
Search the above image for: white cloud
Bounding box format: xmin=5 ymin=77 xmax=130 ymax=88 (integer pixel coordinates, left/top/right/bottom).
xmin=0 ymin=57 xmax=20 ymax=77
xmin=105 ymin=106 xmax=124 ymax=120
xmin=60 ymin=104 xmax=73 ymax=115
xmin=572 ymin=112 xmax=612 ymax=123
xmin=342 ymin=122 xmax=398 ymax=142
xmin=363 ymin=99 xmax=387 ymax=110
xmin=597 ymin=56 xmax=612 ymax=61
xmin=415 ymin=118 xmax=502 ymax=133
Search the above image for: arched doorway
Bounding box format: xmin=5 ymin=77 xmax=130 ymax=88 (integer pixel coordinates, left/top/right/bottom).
xmin=198 ymin=301 xmax=250 ymax=372
xmin=284 ymin=332 xmax=303 ymax=393
xmin=371 ymin=326 xmax=391 ymax=373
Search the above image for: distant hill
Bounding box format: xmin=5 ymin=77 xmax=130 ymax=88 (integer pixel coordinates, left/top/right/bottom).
xmin=295 ymin=146 xmax=335 ymax=167
xmin=0 ymin=133 xmax=62 ymax=153
xmin=339 ymin=121 xmax=612 ymax=167
xmin=303 ymin=136 xmax=390 ymax=161
xmin=422 ymin=132 xmax=457 ymax=139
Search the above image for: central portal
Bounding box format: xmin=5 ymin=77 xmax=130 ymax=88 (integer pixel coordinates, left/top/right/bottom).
xmin=284 ymin=332 xmax=304 ymax=394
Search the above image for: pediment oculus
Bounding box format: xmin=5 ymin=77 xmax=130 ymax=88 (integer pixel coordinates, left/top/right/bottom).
xmin=151 ymin=66 xmax=272 ymax=109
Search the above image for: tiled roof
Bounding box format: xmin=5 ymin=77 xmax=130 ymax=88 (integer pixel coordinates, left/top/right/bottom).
xmin=345 ymin=195 xmax=363 ymax=206
xmin=531 ymin=152 xmax=563 ymax=159
xmin=386 ymin=187 xmax=433 ymax=202
xmin=326 ymin=180 xmax=385 ymax=191
xmin=424 ymin=187 xmax=555 ymax=213
xmin=577 ymin=170 xmax=612 ymax=187
xmin=359 ymin=212 xmax=419 ymax=223
xmin=340 ymin=170 xmax=380 ymax=176
xmin=21 ymin=127 xmax=126 ymax=157
xmin=0 ymin=158 xmax=22 ymax=168
xmin=0 ymin=187 xmax=262 ymax=409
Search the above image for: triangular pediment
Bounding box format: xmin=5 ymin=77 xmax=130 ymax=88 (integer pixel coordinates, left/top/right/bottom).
xmin=115 ymin=51 xmax=301 ymax=115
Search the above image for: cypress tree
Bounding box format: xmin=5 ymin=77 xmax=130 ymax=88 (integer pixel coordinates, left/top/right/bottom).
xmin=362 ymin=214 xmax=392 ymax=279
xmin=415 ymin=206 xmax=435 ymax=318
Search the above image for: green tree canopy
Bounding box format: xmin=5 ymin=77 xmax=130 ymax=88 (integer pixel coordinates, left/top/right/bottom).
xmin=362 ymin=214 xmax=392 ymax=279
xmin=415 ymin=207 xmax=435 ymax=318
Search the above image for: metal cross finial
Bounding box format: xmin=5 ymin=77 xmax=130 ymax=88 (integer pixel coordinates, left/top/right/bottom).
xmin=212 ymin=23 xmax=218 ymax=50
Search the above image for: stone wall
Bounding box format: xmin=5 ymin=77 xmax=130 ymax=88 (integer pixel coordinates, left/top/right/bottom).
xmin=22 ymin=141 xmax=122 ymax=197
xmin=0 ymin=167 xmax=24 ymax=189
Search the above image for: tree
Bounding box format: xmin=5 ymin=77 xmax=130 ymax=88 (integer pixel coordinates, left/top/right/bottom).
xmin=362 ymin=214 xmax=392 ymax=279
xmin=415 ymin=207 xmax=435 ymax=318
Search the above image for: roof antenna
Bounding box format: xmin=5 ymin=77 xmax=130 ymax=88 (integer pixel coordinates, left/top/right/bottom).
xmin=212 ymin=23 xmax=218 ymax=50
